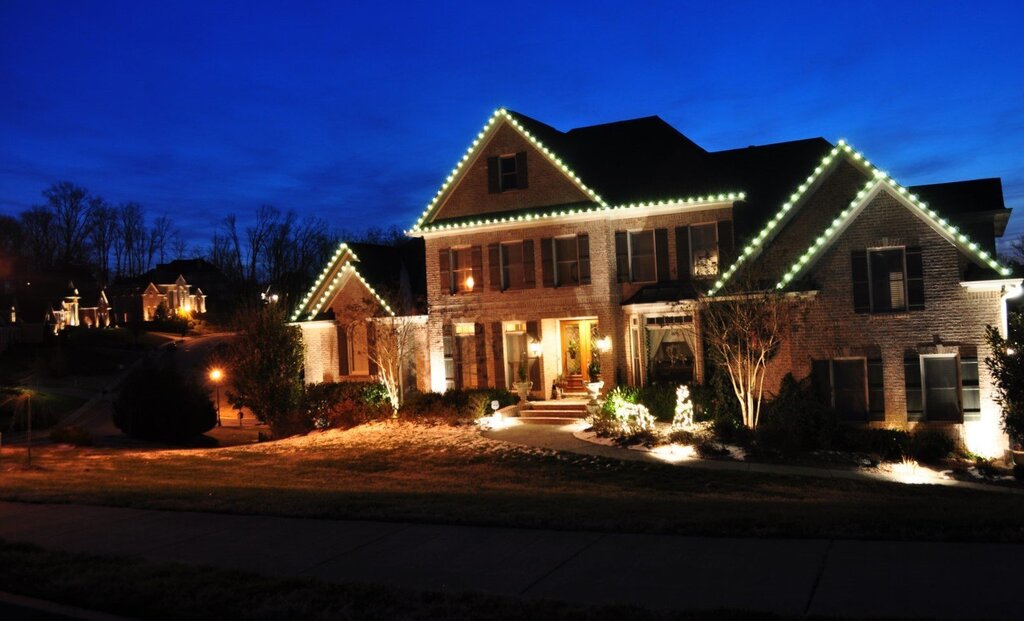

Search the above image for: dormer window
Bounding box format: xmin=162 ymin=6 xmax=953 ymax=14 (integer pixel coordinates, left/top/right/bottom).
xmin=488 ymin=152 xmax=528 ymax=193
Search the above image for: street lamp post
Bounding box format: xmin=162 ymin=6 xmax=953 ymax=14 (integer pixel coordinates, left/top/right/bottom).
xmin=209 ymin=368 xmax=223 ymax=426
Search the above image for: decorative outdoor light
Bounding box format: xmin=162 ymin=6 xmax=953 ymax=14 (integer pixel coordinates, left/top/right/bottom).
xmin=528 ymin=340 xmax=543 ymax=357
xmin=464 ymin=275 xmax=475 ymax=291
xmin=209 ymin=368 xmax=224 ymax=427
xmin=595 ymin=335 xmax=612 ymax=353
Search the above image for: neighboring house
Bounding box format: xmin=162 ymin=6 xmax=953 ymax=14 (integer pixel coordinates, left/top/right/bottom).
xmin=298 ymin=108 xmax=1018 ymax=456
xmin=292 ymin=239 xmax=429 ymax=397
xmin=111 ymin=261 xmax=214 ymax=323
xmin=1 ymin=271 xmax=111 ymax=338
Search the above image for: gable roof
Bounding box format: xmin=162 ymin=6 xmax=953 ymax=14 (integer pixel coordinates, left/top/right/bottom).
xmin=291 ymin=238 xmax=427 ymax=322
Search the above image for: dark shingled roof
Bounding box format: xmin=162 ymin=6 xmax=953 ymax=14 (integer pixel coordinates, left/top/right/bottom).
xmin=347 ymin=238 xmax=426 ymax=315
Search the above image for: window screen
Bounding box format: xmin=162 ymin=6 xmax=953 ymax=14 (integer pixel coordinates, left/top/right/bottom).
xmin=501 ymin=242 xmax=524 ymax=289
xmin=555 ymin=237 xmax=579 ymax=285
xmin=868 ymin=248 xmax=906 ymax=312
xmin=690 ymin=223 xmax=719 ymax=277
xmin=833 ymin=359 xmax=868 ymax=422
xmin=629 ymin=231 xmax=656 ymax=282
xmin=960 ymin=357 xmax=981 ymax=421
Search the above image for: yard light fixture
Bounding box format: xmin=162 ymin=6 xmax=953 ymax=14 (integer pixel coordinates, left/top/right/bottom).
xmin=528 ymin=340 xmax=543 ymax=357
xmin=209 ymin=368 xmax=224 ymax=426
xmin=595 ymin=336 xmax=612 ymax=353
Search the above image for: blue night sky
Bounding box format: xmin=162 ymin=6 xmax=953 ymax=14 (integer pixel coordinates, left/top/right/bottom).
xmin=2 ymin=1 xmax=1023 ymax=251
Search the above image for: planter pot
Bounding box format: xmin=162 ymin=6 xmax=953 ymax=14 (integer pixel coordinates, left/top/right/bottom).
xmin=585 ymin=380 xmax=605 ymax=405
xmin=514 ymin=381 xmax=533 ymax=403
xmin=1011 ymin=449 xmax=1024 ymax=466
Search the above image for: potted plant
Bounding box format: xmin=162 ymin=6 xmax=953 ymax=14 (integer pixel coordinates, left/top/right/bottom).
xmin=552 ymin=374 xmax=565 ymax=400
xmin=514 ymin=359 xmax=532 ymax=403
xmin=585 ymin=357 xmax=604 ymax=404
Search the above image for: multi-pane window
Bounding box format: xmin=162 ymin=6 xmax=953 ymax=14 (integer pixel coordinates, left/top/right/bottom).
xmin=629 ymin=231 xmax=656 ymax=282
xmin=499 ymin=155 xmax=519 ymax=191
xmin=852 ymin=247 xmax=924 ymax=313
xmin=869 ymin=248 xmax=906 ymax=312
xmin=813 ymin=358 xmax=885 ymax=422
xmin=501 ymin=242 xmax=525 ymax=289
xmin=452 ymin=247 xmax=475 ymax=293
xmin=905 ymin=354 xmax=969 ymax=422
xmin=555 ymin=237 xmax=580 ymax=285
xmin=689 ymin=223 xmax=719 ymax=277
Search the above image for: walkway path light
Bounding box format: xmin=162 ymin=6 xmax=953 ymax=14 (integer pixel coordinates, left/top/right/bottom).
xmin=209 ymin=368 xmax=224 ymax=426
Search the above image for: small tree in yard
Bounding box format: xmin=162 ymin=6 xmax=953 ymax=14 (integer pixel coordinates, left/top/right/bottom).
xmin=226 ymin=304 xmax=305 ymax=437
xmin=367 ymin=315 xmax=418 ymax=411
xmin=113 ymin=357 xmax=216 ymax=442
xmin=984 ymin=311 xmax=1024 ymax=448
xmin=697 ymin=281 xmax=803 ymax=430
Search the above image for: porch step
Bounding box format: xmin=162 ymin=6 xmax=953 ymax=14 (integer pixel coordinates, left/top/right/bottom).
xmin=518 ymin=399 xmax=589 ymax=425
xmin=516 ymin=415 xmax=584 ymax=425
xmin=529 ymin=400 xmax=589 ymax=412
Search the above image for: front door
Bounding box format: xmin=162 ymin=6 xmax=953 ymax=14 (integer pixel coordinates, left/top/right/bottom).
xmin=561 ymin=319 xmax=597 ymax=390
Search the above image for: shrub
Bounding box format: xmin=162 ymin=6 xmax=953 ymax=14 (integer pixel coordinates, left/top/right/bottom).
xmin=695 ymin=440 xmax=730 ymax=458
xmin=909 ymin=428 xmax=956 ymax=464
xmin=833 ymin=427 xmax=911 ymax=461
xmin=637 ymin=383 xmax=676 ymax=422
xmin=302 ymin=381 xmax=392 ymax=430
xmin=590 ymin=386 xmax=657 ymax=443
xmin=755 ymin=374 xmax=837 ymax=455
xmin=690 ymin=368 xmax=741 ymax=427
xmin=399 ymin=389 xmax=517 ymax=423
xmin=113 ymin=358 xmax=217 ymax=442
xmin=667 ymin=421 xmax=713 ymax=445
xmin=49 ymin=425 xmax=93 ymax=446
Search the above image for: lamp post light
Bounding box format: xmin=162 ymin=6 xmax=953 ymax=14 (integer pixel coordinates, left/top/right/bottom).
xmin=209 ymin=368 xmax=223 ymax=426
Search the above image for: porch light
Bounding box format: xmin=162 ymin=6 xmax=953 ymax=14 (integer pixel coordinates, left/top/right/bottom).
xmin=528 ymin=340 xmax=543 ymax=357
xmin=464 ymin=275 xmax=475 ymax=291
xmin=595 ymin=336 xmax=612 ymax=353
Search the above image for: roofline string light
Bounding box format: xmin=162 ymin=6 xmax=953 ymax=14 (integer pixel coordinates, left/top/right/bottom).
xmin=412 ymin=192 xmax=745 ymax=234
xmin=774 ymin=168 xmax=1013 ymax=290
xmin=706 ymin=143 xmax=846 ymax=296
xmin=290 ymin=243 xmax=362 ymax=321
xmin=708 ymin=139 xmax=1012 ymax=296
xmin=303 ymin=261 xmax=396 ymax=320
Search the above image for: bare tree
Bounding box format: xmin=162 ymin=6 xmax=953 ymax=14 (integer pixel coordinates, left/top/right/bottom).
xmin=170 ymin=231 xmax=189 ymax=260
xmin=19 ymin=207 xmax=58 ymax=270
xmin=45 ymin=181 xmax=95 ymax=268
xmin=149 ymin=215 xmax=174 ymax=266
xmin=89 ymin=201 xmax=117 ymax=282
xmin=368 ymin=314 xmax=419 ymax=410
xmin=697 ymin=277 xmax=804 ymax=429
xmin=118 ymin=202 xmax=146 ymax=278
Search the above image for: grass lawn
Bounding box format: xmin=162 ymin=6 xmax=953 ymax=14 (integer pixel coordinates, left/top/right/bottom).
xmin=0 ymin=540 xmax=844 ymax=621
xmin=2 ymin=422 xmax=1024 ymax=542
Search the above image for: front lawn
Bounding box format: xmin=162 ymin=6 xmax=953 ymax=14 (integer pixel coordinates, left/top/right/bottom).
xmin=2 ymin=422 xmax=1024 ymax=542
xmin=0 ymin=389 xmax=85 ymax=432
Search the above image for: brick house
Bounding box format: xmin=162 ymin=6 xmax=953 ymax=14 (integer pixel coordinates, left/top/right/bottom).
xmin=296 ymin=108 xmax=1018 ymax=456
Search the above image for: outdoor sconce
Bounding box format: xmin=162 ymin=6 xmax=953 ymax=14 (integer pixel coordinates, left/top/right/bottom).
xmin=595 ymin=335 xmax=612 ymax=353
xmin=528 ymin=340 xmax=543 ymax=357
xmin=464 ymin=275 xmax=475 ymax=291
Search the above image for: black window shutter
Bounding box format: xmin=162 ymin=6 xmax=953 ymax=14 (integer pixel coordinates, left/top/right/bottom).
xmin=471 ymin=246 xmax=483 ymax=290
xmin=867 ymin=358 xmax=885 ymax=421
xmin=523 ymin=240 xmax=536 ymax=288
xmin=474 ymin=323 xmax=488 ymax=388
xmin=487 ymin=156 xmax=500 ymax=193
xmin=655 ymin=228 xmax=670 ymax=283
xmin=338 ymin=327 xmax=349 ymax=376
xmin=526 ymin=320 xmax=541 ymax=387
xmin=540 ymin=238 xmax=554 ymax=287
xmin=439 ymin=248 xmax=452 ymax=295
xmin=578 ymin=234 xmax=591 ymax=285
xmin=717 ymin=220 xmax=734 ymax=269
xmin=615 ymin=231 xmax=629 ymax=283
xmin=904 ymin=357 xmax=923 ymax=421
xmin=488 ymin=243 xmax=501 ymax=291
xmin=492 ymin=322 xmax=505 ymax=389
xmin=675 ymin=226 xmax=691 ymax=280
xmin=366 ymin=321 xmax=378 ymax=376
xmin=515 ymin=151 xmax=528 ymax=189
xmin=851 ymin=250 xmax=870 ymax=312
xmin=906 ymin=246 xmax=924 ymax=310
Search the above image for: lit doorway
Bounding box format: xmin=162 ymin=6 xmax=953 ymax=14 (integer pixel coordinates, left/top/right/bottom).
xmin=560 ymin=319 xmax=597 ymax=390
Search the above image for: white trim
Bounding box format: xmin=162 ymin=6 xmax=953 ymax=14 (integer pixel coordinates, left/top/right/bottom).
xmin=959 ymin=278 xmax=1024 ymax=291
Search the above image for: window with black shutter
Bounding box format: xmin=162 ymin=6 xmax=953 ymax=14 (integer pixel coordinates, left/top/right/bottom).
xmin=867 ymin=358 xmax=885 ymax=420
xmin=852 ymin=247 xmax=923 ymax=313
xmin=813 ymin=357 xmax=884 ymax=422
xmin=488 ymin=152 xmax=528 ymax=193
xmin=904 ymin=356 xmax=923 ymax=421
xmin=922 ymin=355 xmax=961 ymax=422
xmin=851 ymin=251 xmax=870 ymax=312
xmin=689 ymin=223 xmax=719 ymax=277
xmin=906 ymin=246 xmax=925 ymax=310
xmin=615 ymin=232 xmax=629 ymax=283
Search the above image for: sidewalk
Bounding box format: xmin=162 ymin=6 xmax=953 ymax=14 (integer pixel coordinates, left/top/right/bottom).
xmin=0 ymin=501 xmax=1018 ymax=619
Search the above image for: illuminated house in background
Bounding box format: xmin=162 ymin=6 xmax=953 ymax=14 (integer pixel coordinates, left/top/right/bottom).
xmin=111 ymin=263 xmax=210 ymax=323
xmin=298 ymin=108 xmax=1018 ymax=456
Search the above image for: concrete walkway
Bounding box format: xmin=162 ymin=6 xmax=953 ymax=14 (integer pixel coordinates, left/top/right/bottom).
xmin=484 ymin=422 xmax=1024 ymax=495
xmin=0 ymin=500 xmax=1018 ymax=619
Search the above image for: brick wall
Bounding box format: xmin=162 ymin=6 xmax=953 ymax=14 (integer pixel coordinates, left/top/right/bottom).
xmin=430 ymin=123 xmax=590 ymax=221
